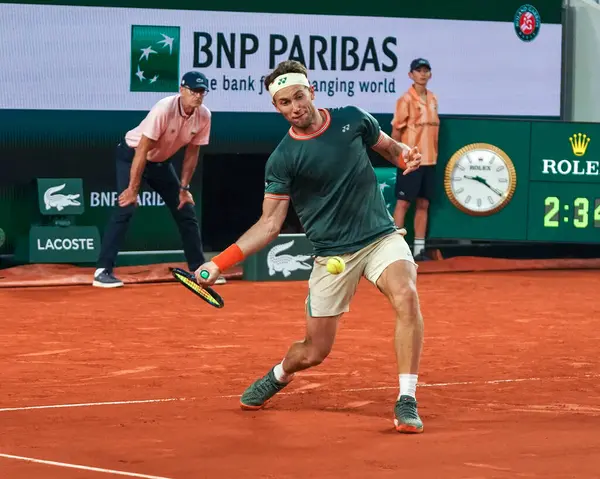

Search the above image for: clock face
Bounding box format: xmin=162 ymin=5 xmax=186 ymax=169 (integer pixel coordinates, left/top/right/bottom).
xmin=444 ymin=143 xmax=517 ymax=216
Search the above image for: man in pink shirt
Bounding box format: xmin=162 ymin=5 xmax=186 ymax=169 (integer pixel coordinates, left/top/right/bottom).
xmin=93 ymin=71 xmax=225 ymax=287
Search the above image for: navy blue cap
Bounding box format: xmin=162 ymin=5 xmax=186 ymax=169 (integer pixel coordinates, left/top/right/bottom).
xmin=181 ymin=71 xmax=209 ymax=91
xmin=410 ymin=58 xmax=431 ymax=71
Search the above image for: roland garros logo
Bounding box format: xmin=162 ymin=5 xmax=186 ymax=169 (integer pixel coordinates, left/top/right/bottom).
xmin=514 ymin=4 xmax=541 ymax=42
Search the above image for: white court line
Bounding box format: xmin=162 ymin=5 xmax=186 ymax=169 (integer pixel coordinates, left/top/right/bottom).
xmin=2 ymin=374 xmax=599 ymax=413
xmin=343 ymin=374 xmax=600 ymax=393
xmin=219 ymin=374 xmax=600 ymax=398
xmin=0 ymin=398 xmax=184 ymax=413
xmin=0 ymin=453 xmax=172 ymax=479
xmin=343 ymin=376 xmax=547 ymax=392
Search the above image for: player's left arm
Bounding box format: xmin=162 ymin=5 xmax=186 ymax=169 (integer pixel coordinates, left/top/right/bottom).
xmin=372 ymin=131 xmax=421 ymax=176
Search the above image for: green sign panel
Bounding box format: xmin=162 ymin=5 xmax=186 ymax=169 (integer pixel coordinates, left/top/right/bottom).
xmin=243 ymin=234 xmax=314 ymax=281
xmin=428 ymin=119 xmax=531 ymax=242
xmin=425 ymin=119 xmax=600 ymax=245
xmin=374 ymin=167 xmax=397 ymax=215
xmin=530 ymin=122 xmax=600 ymax=183
xmin=29 ymin=226 xmax=100 ymax=263
xmin=373 ymin=166 xmax=418 ymax=244
xmin=80 ymin=184 xmax=202 ymax=254
xmin=37 ymin=178 xmax=84 ymax=215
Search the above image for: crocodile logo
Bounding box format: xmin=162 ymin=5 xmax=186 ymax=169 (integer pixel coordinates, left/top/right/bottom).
xmin=43 ymin=184 xmax=81 ymax=212
xmin=267 ymin=240 xmax=312 ymax=277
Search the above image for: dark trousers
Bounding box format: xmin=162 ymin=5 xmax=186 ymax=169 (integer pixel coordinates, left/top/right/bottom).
xmin=97 ymin=140 xmax=206 ymax=272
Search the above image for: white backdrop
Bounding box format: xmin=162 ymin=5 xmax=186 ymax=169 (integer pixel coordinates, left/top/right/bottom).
xmin=568 ymin=0 xmax=600 ymax=121
xmin=0 ymin=4 xmax=562 ymax=115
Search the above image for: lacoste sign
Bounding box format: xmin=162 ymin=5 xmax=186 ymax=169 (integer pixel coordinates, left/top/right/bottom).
xmin=267 ymin=240 xmax=312 ymax=278
xmin=243 ymin=234 xmax=314 ymax=281
xmin=37 ymin=178 xmax=84 ymax=215
xmin=29 ymin=226 xmax=100 ymax=263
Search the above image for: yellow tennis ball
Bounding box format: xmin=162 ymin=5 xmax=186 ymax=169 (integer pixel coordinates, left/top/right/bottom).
xmin=326 ymin=256 xmax=345 ymax=275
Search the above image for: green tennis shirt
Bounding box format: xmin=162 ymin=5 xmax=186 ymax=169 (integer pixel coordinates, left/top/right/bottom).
xmin=264 ymin=105 xmax=397 ymax=257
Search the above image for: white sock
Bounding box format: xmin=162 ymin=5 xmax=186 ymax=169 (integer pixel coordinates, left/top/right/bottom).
xmin=94 ymin=268 xmax=105 ymax=278
xmin=273 ymin=360 xmax=294 ymax=383
xmin=398 ymin=374 xmax=418 ymax=399
xmin=413 ymin=238 xmax=425 ymax=256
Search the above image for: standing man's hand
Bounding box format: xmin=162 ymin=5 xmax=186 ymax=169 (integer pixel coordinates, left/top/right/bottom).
xmin=118 ymin=187 xmax=139 ymax=207
xmin=178 ymin=189 xmax=195 ymax=210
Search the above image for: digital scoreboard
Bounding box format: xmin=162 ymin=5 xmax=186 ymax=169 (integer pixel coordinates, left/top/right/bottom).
xmin=428 ymin=120 xmax=600 ymax=244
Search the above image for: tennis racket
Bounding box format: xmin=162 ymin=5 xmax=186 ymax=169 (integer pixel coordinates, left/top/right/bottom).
xmin=170 ymin=267 xmax=225 ymax=309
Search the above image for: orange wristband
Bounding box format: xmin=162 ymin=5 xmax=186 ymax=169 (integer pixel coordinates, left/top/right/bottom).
xmin=397 ymin=151 xmax=407 ymax=170
xmin=212 ymin=244 xmax=245 ymax=272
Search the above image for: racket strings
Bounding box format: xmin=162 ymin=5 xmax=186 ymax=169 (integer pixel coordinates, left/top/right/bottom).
xmin=175 ymin=273 xmax=221 ymax=307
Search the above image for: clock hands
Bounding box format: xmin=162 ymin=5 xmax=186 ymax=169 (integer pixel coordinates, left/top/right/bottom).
xmin=464 ymin=175 xmax=504 ymax=197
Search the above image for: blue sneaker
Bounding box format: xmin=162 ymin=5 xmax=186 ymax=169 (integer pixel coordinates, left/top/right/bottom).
xmin=92 ymin=269 xmax=124 ymax=288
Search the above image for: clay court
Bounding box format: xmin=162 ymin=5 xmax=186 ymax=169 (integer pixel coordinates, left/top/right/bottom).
xmin=1 ymin=263 xmax=600 ymax=478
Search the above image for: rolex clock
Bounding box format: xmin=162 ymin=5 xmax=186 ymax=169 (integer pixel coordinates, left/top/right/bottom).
xmin=444 ymin=143 xmax=517 ymax=216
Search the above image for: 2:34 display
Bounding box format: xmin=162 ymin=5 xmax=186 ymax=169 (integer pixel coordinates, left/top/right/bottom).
xmin=544 ymin=196 xmax=600 ymax=228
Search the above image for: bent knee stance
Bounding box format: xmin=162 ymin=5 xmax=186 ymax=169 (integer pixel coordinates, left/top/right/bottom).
xmin=301 ymin=338 xmax=332 ymax=367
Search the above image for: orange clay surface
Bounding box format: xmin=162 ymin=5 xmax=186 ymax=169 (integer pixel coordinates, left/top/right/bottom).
xmin=1 ymin=270 xmax=599 ymax=478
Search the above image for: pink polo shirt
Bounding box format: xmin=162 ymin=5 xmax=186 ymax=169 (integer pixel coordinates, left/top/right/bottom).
xmin=125 ymin=95 xmax=211 ymax=163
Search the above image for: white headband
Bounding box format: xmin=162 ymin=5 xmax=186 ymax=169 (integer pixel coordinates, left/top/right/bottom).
xmin=268 ymin=73 xmax=310 ymax=97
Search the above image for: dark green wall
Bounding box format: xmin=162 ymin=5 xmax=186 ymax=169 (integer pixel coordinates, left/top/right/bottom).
xmin=0 ymin=109 xmax=563 ymax=254
xmin=1 ymin=0 xmax=563 ymax=23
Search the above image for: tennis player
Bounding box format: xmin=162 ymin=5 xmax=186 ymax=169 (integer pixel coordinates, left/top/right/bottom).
xmin=196 ymin=61 xmax=425 ymax=433
xmin=93 ymin=71 xmax=225 ymax=288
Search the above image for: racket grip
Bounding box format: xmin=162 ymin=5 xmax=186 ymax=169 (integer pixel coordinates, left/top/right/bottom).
xmin=200 ymin=270 xmax=209 ymax=280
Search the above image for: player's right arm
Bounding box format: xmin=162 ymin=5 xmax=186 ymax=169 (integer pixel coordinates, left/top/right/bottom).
xmin=195 ymin=197 xmax=289 ymax=285
xmin=237 ymin=196 xmax=289 ymax=254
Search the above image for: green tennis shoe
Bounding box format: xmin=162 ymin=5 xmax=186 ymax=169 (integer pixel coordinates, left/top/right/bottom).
xmin=394 ymin=395 xmax=424 ymax=433
xmin=240 ymin=368 xmax=291 ymax=410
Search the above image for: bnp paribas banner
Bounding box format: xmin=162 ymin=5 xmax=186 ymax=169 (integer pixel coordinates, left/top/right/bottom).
xmin=0 ymin=3 xmax=561 ymax=115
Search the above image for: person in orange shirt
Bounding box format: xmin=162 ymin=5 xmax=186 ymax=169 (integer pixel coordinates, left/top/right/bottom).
xmin=391 ymin=58 xmax=440 ymax=261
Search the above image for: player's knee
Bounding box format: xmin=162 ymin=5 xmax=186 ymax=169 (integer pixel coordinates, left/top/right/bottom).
xmin=389 ymin=279 xmax=420 ymax=318
xmin=304 ymin=339 xmax=332 ymax=367
xmin=305 ymin=350 xmax=328 ymax=367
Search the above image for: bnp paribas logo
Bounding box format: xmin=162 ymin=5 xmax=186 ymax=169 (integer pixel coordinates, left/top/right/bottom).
xmin=130 ymin=25 xmax=180 ymax=92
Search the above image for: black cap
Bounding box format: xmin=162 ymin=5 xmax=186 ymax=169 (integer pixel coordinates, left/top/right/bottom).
xmin=181 ymin=71 xmax=209 ymax=91
xmin=410 ymin=58 xmax=431 ymax=71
